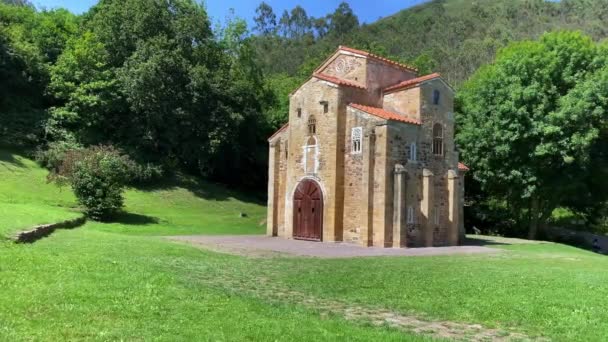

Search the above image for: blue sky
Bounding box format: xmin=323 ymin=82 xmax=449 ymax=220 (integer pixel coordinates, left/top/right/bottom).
xmin=33 ymin=0 xmax=429 ymax=27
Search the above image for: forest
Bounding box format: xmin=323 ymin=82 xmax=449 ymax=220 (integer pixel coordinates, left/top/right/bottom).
xmin=2 ymin=0 xmax=608 ymax=236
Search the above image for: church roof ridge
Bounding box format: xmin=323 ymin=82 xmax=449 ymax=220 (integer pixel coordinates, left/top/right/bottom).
xmin=268 ymin=122 xmax=289 ymax=141
xmin=383 ymin=73 xmax=444 ymax=94
xmin=338 ymin=46 xmax=418 ymax=73
xmin=313 ymin=73 xmax=367 ymax=90
xmin=348 ymin=103 xmax=422 ymax=125
xmin=458 ymin=162 xmax=470 ymax=172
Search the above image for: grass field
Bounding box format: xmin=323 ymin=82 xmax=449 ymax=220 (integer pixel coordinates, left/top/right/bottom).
xmin=1 ymin=149 xmax=608 ymax=341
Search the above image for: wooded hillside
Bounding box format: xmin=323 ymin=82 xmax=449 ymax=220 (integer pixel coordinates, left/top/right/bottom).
xmin=255 ymin=0 xmax=608 ymax=87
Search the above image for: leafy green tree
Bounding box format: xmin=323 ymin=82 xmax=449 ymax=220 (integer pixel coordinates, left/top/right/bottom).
xmin=253 ymin=2 xmax=276 ymax=36
xmin=458 ymin=31 xmax=606 ymax=238
xmin=288 ymin=6 xmax=311 ymax=38
xmin=328 ymin=2 xmax=359 ymax=40
xmin=47 ymin=31 xmax=119 ymax=143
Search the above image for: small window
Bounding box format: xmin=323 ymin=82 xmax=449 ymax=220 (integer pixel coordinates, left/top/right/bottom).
xmin=432 ymin=123 xmax=443 ymax=156
xmin=284 ymin=141 xmax=288 ymax=159
xmin=409 ymin=142 xmax=417 ymax=162
xmin=433 ymin=90 xmax=440 ymax=105
xmin=351 ymin=127 xmax=362 ymax=154
xmin=297 ymin=108 xmax=302 ymax=118
xmin=320 ymin=100 xmax=329 ymax=114
xmin=407 ymin=206 xmax=415 ymax=224
xmin=434 ymin=208 xmax=440 ymax=225
xmin=308 ymin=116 xmax=316 ymax=135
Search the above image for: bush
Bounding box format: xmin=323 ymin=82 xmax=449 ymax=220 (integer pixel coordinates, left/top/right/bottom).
xmin=125 ymin=160 xmax=165 ymax=184
xmin=35 ymin=140 xmax=83 ymax=172
xmin=55 ymin=145 xmax=132 ymax=220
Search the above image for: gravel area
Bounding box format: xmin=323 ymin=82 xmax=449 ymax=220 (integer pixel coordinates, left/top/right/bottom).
xmin=167 ymin=235 xmax=501 ymax=258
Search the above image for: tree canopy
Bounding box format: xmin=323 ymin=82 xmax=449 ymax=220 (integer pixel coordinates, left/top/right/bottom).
xmin=457 ymin=31 xmax=608 ymax=237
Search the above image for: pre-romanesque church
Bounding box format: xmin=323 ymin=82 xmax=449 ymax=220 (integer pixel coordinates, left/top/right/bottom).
xmin=267 ymin=46 xmax=468 ymax=248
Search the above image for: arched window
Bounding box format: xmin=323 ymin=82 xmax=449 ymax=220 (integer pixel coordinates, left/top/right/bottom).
xmin=308 ymin=116 xmax=316 ymax=135
xmin=432 ymin=123 xmax=443 ymax=156
xmin=351 ymin=127 xmax=362 ymax=154
xmin=409 ymin=142 xmax=417 ymax=161
xmin=433 ymin=89 xmax=440 ymax=105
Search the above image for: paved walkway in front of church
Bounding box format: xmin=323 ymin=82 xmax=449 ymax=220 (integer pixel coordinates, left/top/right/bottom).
xmin=167 ymin=235 xmax=501 ymax=258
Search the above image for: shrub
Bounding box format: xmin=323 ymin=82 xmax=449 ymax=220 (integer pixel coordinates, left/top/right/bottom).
xmin=55 ymin=145 xmax=132 ymax=220
xmin=125 ymin=160 xmax=165 ymax=184
xmin=35 ymin=140 xmax=83 ymax=172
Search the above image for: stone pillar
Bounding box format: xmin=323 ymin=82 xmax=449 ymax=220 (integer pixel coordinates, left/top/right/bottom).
xmin=361 ymin=131 xmax=375 ymax=246
xmin=447 ymin=170 xmax=459 ymax=246
xmin=267 ymin=141 xmax=280 ymax=236
xmin=421 ymin=168 xmax=434 ymax=247
xmin=372 ymin=125 xmax=391 ymax=247
xmin=392 ymin=164 xmax=407 ymax=248
xmin=458 ymin=173 xmax=466 ymax=244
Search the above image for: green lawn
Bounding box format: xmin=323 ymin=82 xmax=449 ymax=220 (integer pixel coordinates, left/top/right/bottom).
xmin=1 ymin=149 xmax=608 ymax=341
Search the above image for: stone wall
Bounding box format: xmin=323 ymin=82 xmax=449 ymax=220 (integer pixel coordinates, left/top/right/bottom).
xmin=13 ymin=216 xmax=87 ymax=243
xmin=342 ymin=108 xmax=384 ymax=244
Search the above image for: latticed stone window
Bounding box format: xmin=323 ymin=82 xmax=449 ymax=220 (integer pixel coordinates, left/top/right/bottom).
xmin=409 ymin=142 xmax=417 ymax=162
xmin=407 ymin=206 xmax=415 ymax=224
xmin=434 ymin=207 xmax=440 ymax=225
xmin=351 ymin=127 xmax=362 ymax=154
xmin=433 ymin=123 xmax=443 ymax=156
xmin=308 ymin=116 xmax=316 ymax=134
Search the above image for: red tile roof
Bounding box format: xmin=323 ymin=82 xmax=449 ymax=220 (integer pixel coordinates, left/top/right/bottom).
xmin=313 ymin=73 xmax=366 ymax=90
xmin=349 ymin=103 xmax=422 ymax=125
xmin=338 ymin=46 xmax=418 ymax=73
xmin=384 ymin=73 xmax=443 ymax=94
xmin=268 ymin=123 xmax=289 ymax=141
xmin=458 ymin=162 xmax=470 ymax=172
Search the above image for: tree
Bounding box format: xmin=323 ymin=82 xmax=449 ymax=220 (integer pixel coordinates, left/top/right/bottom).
xmin=312 ymin=17 xmax=329 ymax=38
xmin=328 ymin=2 xmax=359 ymax=40
xmin=254 ymin=2 xmax=276 ymax=36
xmin=457 ymin=31 xmax=606 ymax=239
xmin=47 ymin=31 xmax=119 ymax=143
xmin=289 ymin=6 xmax=311 ymax=38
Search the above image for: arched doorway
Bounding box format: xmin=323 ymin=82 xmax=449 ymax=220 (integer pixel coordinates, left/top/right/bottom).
xmin=293 ymin=179 xmax=323 ymax=241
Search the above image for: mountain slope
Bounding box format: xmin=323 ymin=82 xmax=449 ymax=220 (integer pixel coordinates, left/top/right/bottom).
xmin=258 ymin=0 xmax=608 ymax=87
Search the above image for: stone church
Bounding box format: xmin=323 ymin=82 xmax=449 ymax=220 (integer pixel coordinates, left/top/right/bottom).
xmin=267 ymin=46 xmax=468 ymax=248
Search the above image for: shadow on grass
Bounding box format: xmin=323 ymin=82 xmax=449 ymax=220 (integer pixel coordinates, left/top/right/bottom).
xmin=135 ymin=173 xmax=266 ymax=205
xmin=463 ymin=236 xmax=512 ymax=246
xmin=109 ymin=212 xmax=160 ymax=226
xmin=0 ymin=148 xmax=26 ymax=168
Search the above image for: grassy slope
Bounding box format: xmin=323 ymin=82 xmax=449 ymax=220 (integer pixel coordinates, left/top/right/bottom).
xmin=2 ymin=149 xmax=608 ymax=341
xmin=0 ymin=149 xmax=80 ymax=238
xmin=0 ymin=150 xmax=427 ymax=341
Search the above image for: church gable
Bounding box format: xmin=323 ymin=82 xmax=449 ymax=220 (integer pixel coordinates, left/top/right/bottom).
xmin=317 ymin=53 xmax=367 ymax=87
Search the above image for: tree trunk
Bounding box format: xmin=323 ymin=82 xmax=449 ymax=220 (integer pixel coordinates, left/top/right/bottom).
xmin=528 ymin=197 xmax=540 ymax=240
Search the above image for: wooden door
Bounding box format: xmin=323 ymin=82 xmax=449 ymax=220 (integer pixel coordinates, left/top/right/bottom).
xmin=293 ymin=180 xmax=323 ymax=241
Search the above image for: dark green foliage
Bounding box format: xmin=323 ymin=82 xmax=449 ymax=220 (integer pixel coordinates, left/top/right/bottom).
xmin=252 ymin=0 xmax=608 ymax=87
xmin=35 ymin=140 xmax=82 ymax=172
xmin=56 ymin=146 xmax=132 ymax=220
xmin=457 ymin=31 xmax=608 ymax=238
